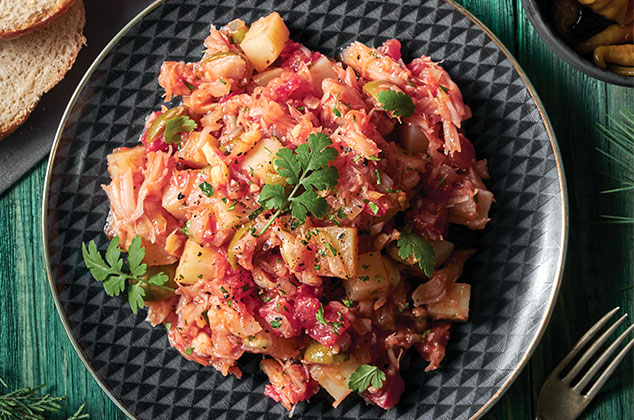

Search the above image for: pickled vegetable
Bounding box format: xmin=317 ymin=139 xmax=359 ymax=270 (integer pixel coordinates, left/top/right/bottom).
xmin=228 ymin=223 xmax=251 ymax=270
xmin=226 ymin=19 xmax=248 ymax=44
xmin=146 ymin=105 xmax=188 ymax=144
xmin=253 ymin=67 xmax=284 ymax=86
xmin=578 ymin=0 xmax=634 ymax=25
xmin=576 ymin=22 xmax=633 ymax=54
xmin=303 ymin=341 xmax=349 ymax=364
xmin=140 ymin=264 xmax=178 ymax=301
xmin=198 ymin=52 xmax=249 ymax=82
xmin=594 ymin=44 xmax=634 ymax=68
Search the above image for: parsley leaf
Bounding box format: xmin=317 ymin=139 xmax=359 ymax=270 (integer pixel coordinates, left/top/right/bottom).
xmin=82 ymin=235 xmax=175 ymax=314
xmin=342 ymin=299 xmax=354 ymax=308
xmin=258 ymin=132 xmax=339 ymax=234
xmin=316 ymin=304 xmax=327 ymax=326
xmin=397 ymin=232 xmax=435 ymax=277
xmin=270 ymin=320 xmax=281 ymax=328
xmin=259 ymin=184 xmax=287 ymax=210
xmin=348 ymin=364 xmax=386 ymax=392
xmin=164 ymin=116 xmax=197 ymax=144
xmin=199 ymin=181 xmax=214 ymax=197
xmin=377 ymin=90 xmax=416 ymax=118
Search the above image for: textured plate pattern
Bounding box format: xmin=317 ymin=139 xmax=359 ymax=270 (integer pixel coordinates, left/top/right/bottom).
xmin=44 ymin=1 xmax=566 ymax=419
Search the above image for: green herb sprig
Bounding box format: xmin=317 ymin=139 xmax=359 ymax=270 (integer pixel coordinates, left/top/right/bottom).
xmin=377 ymin=90 xmax=415 ymax=118
xmin=164 ymin=116 xmax=197 ymax=145
xmin=82 ymin=235 xmax=174 ymax=314
xmin=347 ymin=365 xmax=386 ymax=392
xmin=397 ymin=231 xmax=435 ymax=277
xmin=0 ymin=377 xmax=88 ymax=420
xmin=258 ymin=132 xmax=339 ymax=234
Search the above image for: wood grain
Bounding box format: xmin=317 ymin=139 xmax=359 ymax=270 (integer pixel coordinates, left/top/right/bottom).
xmin=0 ymin=1 xmax=632 ymax=419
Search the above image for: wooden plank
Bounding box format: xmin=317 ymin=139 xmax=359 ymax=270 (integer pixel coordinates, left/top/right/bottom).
xmin=0 ymin=162 xmax=125 ymax=419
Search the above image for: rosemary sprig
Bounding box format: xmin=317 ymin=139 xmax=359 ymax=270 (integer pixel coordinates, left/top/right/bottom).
xmin=0 ymin=377 xmax=88 ymax=420
xmin=597 ymin=109 xmax=634 ymax=222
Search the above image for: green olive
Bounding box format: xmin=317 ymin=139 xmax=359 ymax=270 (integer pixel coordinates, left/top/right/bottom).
xmin=146 ymin=106 xmax=188 ymax=144
xmin=228 ymin=223 xmax=252 ymax=270
xmin=303 ymin=341 xmax=349 ymax=364
xmin=140 ymin=264 xmax=178 ymax=301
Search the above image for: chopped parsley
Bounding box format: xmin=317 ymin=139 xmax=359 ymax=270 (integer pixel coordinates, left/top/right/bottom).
xmin=199 ymin=181 xmax=214 ymax=197
xmin=316 ymin=304 xmax=327 ymax=326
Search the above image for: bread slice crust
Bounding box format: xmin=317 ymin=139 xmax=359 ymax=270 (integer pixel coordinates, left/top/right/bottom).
xmin=0 ymin=0 xmax=78 ymax=39
xmin=0 ymin=0 xmax=85 ymax=140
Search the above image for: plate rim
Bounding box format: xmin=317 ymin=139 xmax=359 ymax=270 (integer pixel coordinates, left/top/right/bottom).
xmin=41 ymin=1 xmax=569 ymax=418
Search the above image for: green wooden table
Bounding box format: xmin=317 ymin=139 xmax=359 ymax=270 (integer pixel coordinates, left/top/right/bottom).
xmin=1 ymin=1 xmax=632 ymax=418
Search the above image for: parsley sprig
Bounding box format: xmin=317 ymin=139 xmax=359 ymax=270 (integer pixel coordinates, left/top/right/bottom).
xmin=348 ymin=364 xmax=386 ymax=392
xmin=258 ymin=133 xmax=339 ymax=234
xmin=397 ymin=232 xmax=435 ymax=277
xmin=377 ymin=90 xmax=415 ymax=118
xmin=164 ymin=116 xmax=197 ymax=144
xmin=82 ymin=235 xmax=174 ymax=314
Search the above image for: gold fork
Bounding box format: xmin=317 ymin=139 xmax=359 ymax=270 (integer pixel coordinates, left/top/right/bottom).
xmin=537 ymin=307 xmax=634 ymax=420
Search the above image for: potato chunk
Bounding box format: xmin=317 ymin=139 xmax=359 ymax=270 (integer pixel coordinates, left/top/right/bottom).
xmin=426 ymin=283 xmax=470 ymax=321
xmin=239 ymin=136 xmax=283 ymax=182
xmin=343 ymin=252 xmax=389 ymax=300
xmin=313 ymin=227 xmax=358 ymax=279
xmin=309 ymin=360 xmax=360 ymax=408
xmin=174 ymin=239 xmax=220 ymax=284
xmin=240 ymin=12 xmax=289 ymax=72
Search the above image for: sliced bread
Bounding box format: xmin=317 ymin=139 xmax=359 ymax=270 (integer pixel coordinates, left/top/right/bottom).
xmin=0 ymin=0 xmax=77 ymax=39
xmin=0 ymin=0 xmax=85 ymax=140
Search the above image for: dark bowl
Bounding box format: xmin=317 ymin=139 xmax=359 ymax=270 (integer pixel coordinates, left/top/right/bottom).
xmin=521 ymin=0 xmax=634 ymax=87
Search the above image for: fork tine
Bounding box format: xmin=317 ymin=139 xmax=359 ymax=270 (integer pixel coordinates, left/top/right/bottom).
xmin=585 ymin=336 xmax=634 ymax=399
xmin=551 ymin=307 xmax=620 ymax=376
xmin=573 ymin=322 xmax=634 ymax=392
xmin=562 ymin=313 xmax=628 ymax=383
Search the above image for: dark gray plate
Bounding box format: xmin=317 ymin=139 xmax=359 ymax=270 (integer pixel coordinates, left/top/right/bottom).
xmin=42 ymin=1 xmax=568 ymax=419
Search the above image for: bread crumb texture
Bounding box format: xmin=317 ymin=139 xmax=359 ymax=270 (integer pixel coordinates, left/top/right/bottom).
xmin=0 ymin=0 xmax=77 ymax=39
xmin=0 ymin=0 xmax=85 ymax=139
